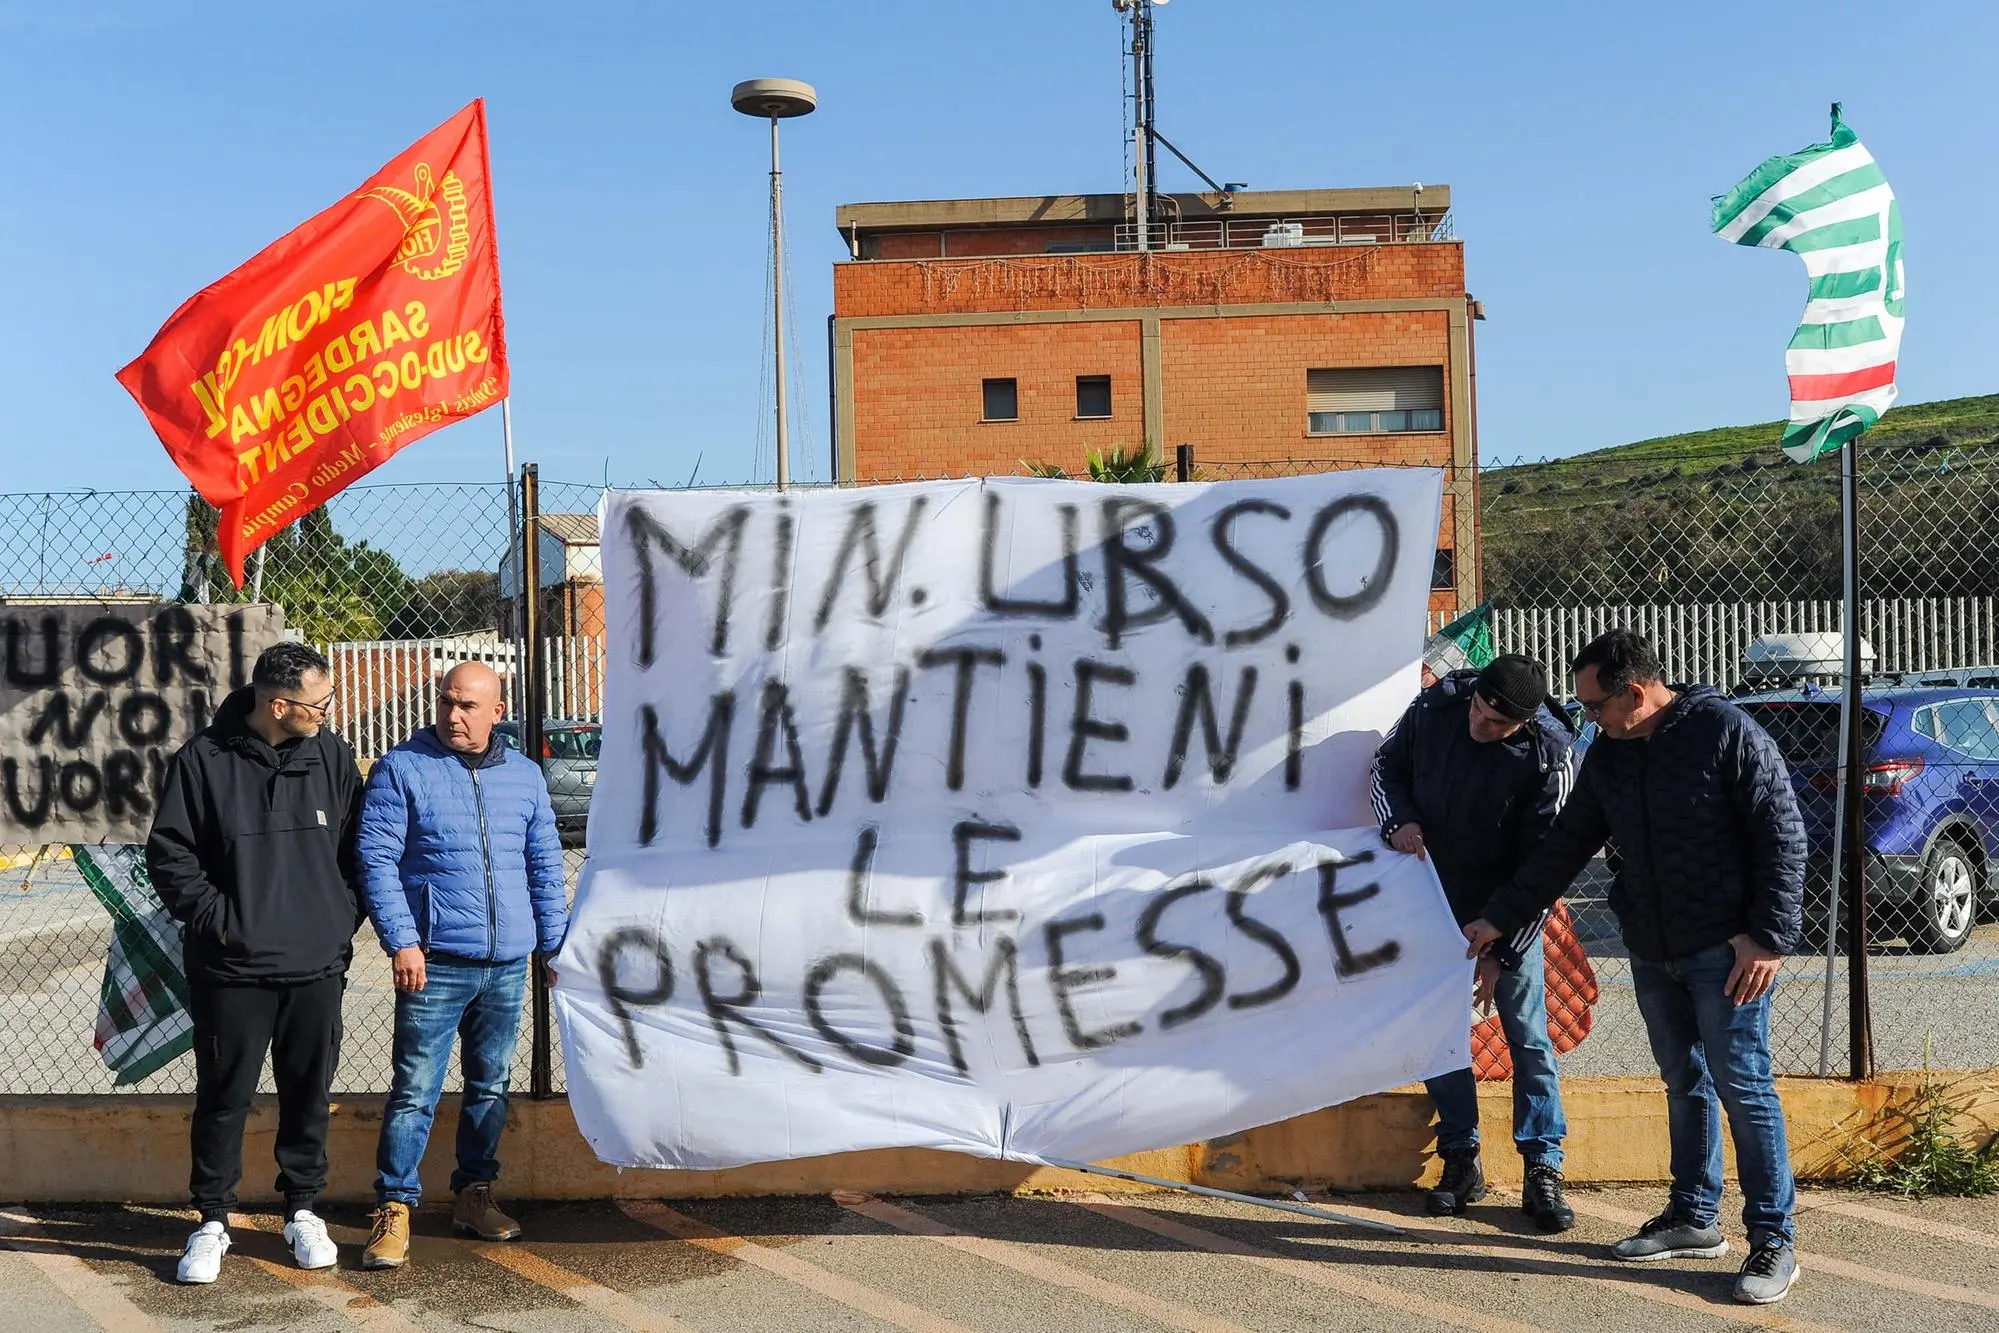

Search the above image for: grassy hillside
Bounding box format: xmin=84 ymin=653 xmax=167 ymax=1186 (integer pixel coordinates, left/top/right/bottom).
xmin=1485 ymin=393 xmax=1999 ymax=503
xmin=1481 ymin=394 xmax=1999 ymax=604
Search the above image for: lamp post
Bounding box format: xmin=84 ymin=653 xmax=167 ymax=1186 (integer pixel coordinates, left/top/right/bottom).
xmin=731 ymin=78 xmax=817 ymax=490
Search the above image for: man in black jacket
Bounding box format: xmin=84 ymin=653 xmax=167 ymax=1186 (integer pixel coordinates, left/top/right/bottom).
xmin=147 ymin=642 xmax=365 ymax=1285
xmin=1465 ymin=629 xmax=1806 ymax=1306
xmin=1373 ymin=655 xmax=1577 ymax=1231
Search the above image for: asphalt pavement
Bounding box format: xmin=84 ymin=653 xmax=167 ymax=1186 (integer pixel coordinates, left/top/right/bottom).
xmin=2 ymin=1184 xmax=1997 ymax=1332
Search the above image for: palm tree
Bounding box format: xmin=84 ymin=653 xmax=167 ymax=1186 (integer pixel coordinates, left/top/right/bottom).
xmin=1022 ymin=445 xmax=1169 ymax=484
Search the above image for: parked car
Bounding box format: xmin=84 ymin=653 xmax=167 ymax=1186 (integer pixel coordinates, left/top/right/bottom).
xmin=495 ymin=720 xmax=601 ymax=847
xmin=1736 ymin=685 xmax=1999 ymax=953
xmin=1882 ymin=666 xmax=1999 ymax=689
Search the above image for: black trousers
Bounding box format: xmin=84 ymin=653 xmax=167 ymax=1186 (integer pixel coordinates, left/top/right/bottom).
xmin=188 ymin=974 xmax=344 ymax=1223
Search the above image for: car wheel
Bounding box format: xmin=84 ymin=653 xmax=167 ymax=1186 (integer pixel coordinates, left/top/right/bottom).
xmin=1904 ymin=837 xmax=1980 ymax=955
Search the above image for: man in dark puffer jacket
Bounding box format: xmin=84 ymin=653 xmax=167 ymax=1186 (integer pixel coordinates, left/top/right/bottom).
xmin=1466 ymin=630 xmax=1806 ymax=1306
xmin=1372 ymin=656 xmax=1577 ymax=1231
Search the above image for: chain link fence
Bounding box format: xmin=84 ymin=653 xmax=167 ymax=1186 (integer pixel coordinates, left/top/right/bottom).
xmin=3 ymin=443 xmax=1995 ymax=1102
xmin=1473 ymin=437 xmax=1999 ymax=1080
xmin=0 ymin=480 xmax=585 ymax=1097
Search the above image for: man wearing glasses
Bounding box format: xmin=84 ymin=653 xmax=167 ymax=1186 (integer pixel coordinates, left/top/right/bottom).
xmin=147 ymin=642 xmax=365 ymax=1284
xmin=1464 ymin=629 xmax=1806 ymax=1306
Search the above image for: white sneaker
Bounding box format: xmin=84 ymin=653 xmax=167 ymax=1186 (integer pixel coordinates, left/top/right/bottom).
xmin=177 ymin=1221 xmax=230 ymax=1284
xmin=282 ymin=1210 xmax=339 ymax=1270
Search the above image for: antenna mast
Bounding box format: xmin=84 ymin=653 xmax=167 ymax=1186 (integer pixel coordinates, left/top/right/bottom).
xmin=1114 ymin=0 xmax=1161 ymax=250
xmin=1115 ymin=2 xmax=1239 ymax=249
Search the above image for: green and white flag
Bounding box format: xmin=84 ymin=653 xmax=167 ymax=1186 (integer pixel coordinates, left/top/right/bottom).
xmin=1712 ymin=104 xmax=1904 ymax=463
xmin=74 ymin=845 xmax=193 ymax=1086
xmin=1423 ymin=601 xmax=1495 ymax=677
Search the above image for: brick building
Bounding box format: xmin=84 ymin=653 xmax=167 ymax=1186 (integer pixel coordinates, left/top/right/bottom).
xmin=498 ymin=512 xmax=605 ymax=640
xmin=829 ymin=188 xmax=1481 ymax=615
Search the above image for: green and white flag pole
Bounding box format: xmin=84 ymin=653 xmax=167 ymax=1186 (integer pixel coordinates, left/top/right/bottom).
xmin=1716 ymin=103 xmax=1901 ymax=1077
xmin=1826 ymin=408 xmax=1873 ymax=1078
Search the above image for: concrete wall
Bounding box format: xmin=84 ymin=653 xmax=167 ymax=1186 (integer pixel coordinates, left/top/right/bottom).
xmin=7 ymin=1074 xmax=1993 ymax=1204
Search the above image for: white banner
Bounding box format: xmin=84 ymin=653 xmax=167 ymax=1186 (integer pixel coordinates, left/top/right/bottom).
xmin=555 ymin=472 xmax=1467 ymax=1170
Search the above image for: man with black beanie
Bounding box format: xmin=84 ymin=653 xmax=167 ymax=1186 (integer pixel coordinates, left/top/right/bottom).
xmin=1371 ymin=653 xmax=1578 ymax=1231
xmin=147 ymin=642 xmax=366 ymax=1284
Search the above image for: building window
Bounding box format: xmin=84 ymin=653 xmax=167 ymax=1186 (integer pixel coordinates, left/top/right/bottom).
xmin=982 ymin=378 xmax=1018 ymax=422
xmin=1306 ymin=367 xmax=1445 ymax=435
xmin=1431 ymin=548 xmax=1455 ymax=591
xmin=1076 ymin=375 xmax=1113 ymax=419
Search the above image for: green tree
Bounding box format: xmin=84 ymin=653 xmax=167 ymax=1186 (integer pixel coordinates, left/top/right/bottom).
xmin=176 ymin=490 xmax=419 ymax=643
xmin=179 ymin=490 xmax=221 ymax=602
xmin=1023 ymin=445 xmax=1169 ymax=483
xmin=386 ymin=570 xmax=501 ymax=639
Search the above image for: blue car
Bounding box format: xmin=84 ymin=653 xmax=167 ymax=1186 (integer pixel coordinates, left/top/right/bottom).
xmin=1737 ymin=685 xmax=1999 ymax=953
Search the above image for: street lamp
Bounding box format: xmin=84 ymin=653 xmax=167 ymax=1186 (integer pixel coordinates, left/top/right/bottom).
xmin=731 ymin=78 xmax=817 ymax=490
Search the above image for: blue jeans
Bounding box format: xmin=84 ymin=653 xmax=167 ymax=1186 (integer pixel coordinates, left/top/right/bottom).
xmin=1631 ymin=942 xmax=1796 ymax=1247
xmin=1426 ymin=935 xmax=1566 ymax=1170
xmin=375 ymin=956 xmax=528 ymax=1207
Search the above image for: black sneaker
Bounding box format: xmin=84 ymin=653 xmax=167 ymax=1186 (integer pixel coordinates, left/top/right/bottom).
xmin=1521 ymin=1164 xmax=1575 ymax=1233
xmin=1610 ymin=1208 xmax=1729 ymax=1262
xmin=1735 ymin=1238 xmax=1800 ymax=1304
xmin=1425 ymin=1149 xmax=1487 ymax=1216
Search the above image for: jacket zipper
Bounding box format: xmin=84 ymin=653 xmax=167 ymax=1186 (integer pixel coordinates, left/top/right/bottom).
xmin=472 ymin=766 xmax=497 ymax=962
xmin=1636 ymin=741 xmax=1664 ymax=952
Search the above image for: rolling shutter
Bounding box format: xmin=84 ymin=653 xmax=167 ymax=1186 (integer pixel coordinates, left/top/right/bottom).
xmin=1306 ymin=367 xmax=1444 ymax=414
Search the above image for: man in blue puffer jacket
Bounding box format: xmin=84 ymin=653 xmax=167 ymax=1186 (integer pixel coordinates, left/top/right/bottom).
xmin=355 ymin=662 xmax=568 ymax=1269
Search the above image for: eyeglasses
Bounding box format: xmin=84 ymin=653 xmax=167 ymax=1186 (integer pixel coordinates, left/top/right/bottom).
xmin=278 ymin=693 xmax=335 ymax=716
xmin=1575 ymin=693 xmax=1613 ymax=719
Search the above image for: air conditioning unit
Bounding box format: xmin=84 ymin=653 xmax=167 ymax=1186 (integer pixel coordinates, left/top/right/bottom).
xmin=1260 ymin=222 xmax=1305 ymax=248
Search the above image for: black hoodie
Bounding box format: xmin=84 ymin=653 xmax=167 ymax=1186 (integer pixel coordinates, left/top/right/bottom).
xmin=145 ymin=687 xmax=366 ymax=985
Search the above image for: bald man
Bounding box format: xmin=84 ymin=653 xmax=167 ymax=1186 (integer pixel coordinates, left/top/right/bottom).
xmin=355 ymin=663 xmax=568 ymax=1268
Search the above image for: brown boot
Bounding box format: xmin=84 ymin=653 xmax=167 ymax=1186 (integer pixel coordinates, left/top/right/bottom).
xmin=362 ymin=1203 xmax=411 ymax=1269
xmin=452 ymin=1183 xmax=521 ymax=1241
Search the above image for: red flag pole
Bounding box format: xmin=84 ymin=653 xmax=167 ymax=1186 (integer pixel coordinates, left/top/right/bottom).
xmin=503 ymin=397 xmax=524 ymax=716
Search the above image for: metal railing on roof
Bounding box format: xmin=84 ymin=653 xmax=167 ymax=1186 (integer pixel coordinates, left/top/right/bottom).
xmin=1111 ymin=211 xmax=1454 ymax=252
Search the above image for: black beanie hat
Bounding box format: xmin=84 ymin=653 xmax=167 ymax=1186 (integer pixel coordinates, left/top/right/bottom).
xmin=1476 ymin=654 xmax=1548 ymax=722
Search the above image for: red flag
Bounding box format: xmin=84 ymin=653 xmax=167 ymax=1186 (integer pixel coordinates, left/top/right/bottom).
xmin=118 ymin=101 xmax=507 ymax=585
xmin=1471 ymin=901 xmax=1600 ymax=1080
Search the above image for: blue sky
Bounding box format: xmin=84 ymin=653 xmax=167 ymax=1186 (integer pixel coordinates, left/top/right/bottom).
xmin=1 ymin=0 xmax=1992 ymax=497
